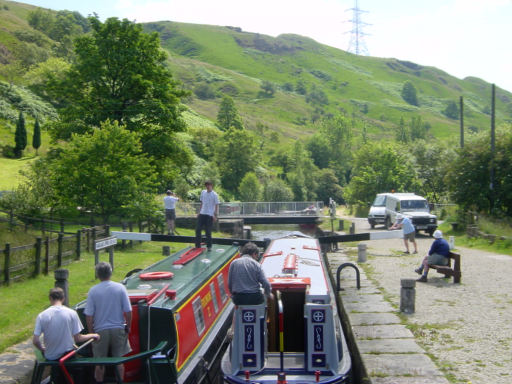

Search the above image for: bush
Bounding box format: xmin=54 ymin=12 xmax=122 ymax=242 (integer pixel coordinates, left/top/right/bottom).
xmin=194 ymin=83 xmax=216 ymax=100
xmin=1 ymin=145 xmax=17 ymax=159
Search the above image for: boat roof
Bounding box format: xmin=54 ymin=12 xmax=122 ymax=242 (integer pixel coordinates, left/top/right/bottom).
xmin=123 ymin=244 xmax=238 ymax=310
xmin=261 ymin=236 xmax=329 ymax=299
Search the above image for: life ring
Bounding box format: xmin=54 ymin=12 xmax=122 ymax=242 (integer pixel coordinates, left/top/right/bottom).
xmin=139 ymin=271 xmax=174 ymax=280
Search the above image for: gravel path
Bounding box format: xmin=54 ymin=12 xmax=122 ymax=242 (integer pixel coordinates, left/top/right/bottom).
xmin=348 ymin=218 xmax=512 ymax=384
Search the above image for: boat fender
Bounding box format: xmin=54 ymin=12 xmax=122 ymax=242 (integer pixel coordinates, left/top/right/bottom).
xmin=139 ymin=271 xmax=174 ymax=280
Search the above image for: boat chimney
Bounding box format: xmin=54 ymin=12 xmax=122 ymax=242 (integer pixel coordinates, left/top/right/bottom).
xmin=277 ymin=372 xmax=287 ymax=383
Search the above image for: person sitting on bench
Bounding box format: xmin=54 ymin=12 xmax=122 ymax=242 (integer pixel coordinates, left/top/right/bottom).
xmin=415 ymin=230 xmax=450 ymax=282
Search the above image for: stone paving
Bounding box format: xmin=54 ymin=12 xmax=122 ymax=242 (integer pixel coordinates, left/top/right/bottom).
xmin=0 ymin=339 xmax=34 ymax=384
xmin=329 ymin=250 xmax=450 ymax=384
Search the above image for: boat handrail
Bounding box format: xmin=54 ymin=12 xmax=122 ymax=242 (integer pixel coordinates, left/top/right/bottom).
xmin=276 ymin=290 xmax=284 ymax=372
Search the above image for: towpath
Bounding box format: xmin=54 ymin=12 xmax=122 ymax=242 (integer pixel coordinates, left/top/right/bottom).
xmin=331 ymin=216 xmax=512 ymax=384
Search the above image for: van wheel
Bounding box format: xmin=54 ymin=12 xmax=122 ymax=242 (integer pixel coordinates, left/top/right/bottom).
xmin=428 ymin=229 xmax=434 ymax=237
xmin=385 ymin=217 xmax=391 ymax=229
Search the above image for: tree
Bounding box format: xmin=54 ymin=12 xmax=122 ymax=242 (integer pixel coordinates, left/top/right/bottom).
xmin=215 ymin=128 xmax=259 ymax=192
xmin=239 ymin=172 xmax=262 ymax=201
xmin=443 ymin=100 xmax=459 ymax=120
xmin=14 ymin=111 xmax=27 ymax=158
xmin=49 ymin=16 xmax=187 ymax=143
xmin=344 ymin=142 xmax=419 ymax=206
xmin=264 ymin=178 xmax=293 ymax=202
xmin=447 ymin=127 xmax=512 ymax=216
xmin=315 ymin=168 xmax=344 ymax=204
xmin=260 ymin=80 xmax=275 ymax=97
xmin=32 ymin=119 xmax=41 ymax=155
xmin=396 ymin=116 xmax=409 ymax=143
xmin=410 ymin=115 xmax=426 ymax=141
xmin=216 ymin=95 xmax=243 ymax=130
xmin=401 ymin=81 xmax=418 ymax=106
xmin=50 ymin=121 xmax=157 ymax=220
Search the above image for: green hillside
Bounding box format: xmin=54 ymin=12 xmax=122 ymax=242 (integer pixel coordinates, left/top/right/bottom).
xmin=144 ymin=21 xmax=512 ymax=143
xmin=1 ymin=1 xmax=512 ymax=189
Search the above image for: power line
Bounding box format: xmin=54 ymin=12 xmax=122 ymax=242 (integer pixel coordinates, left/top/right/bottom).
xmin=345 ymin=0 xmax=371 ymax=56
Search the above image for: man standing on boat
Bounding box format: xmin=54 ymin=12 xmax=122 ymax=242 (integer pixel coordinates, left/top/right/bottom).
xmin=85 ymin=262 xmax=132 ymax=384
xmin=195 ymin=180 xmax=219 ymax=252
xmin=33 ymin=287 xmax=100 ymax=384
xmin=164 ymin=190 xmax=179 ymax=235
xmin=228 ymin=242 xmax=273 ymax=305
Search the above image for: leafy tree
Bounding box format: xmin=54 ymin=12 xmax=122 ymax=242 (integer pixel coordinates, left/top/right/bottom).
xmin=260 ymin=80 xmax=275 ymax=96
xmin=14 ymin=111 xmax=27 ymax=157
xmin=215 ymin=128 xmax=259 ymax=192
xmin=410 ymin=140 xmax=455 ymax=203
xmin=306 ymin=85 xmax=328 ymax=106
xmin=447 ymin=127 xmax=512 ymax=216
xmin=216 ymin=95 xmax=243 ymax=130
xmin=344 ymin=142 xmax=419 ymax=206
xmin=315 ymin=168 xmax=344 ymax=204
xmin=401 ymin=81 xmax=418 ymax=106
xmin=286 ymin=141 xmax=318 ymax=201
xmin=295 ymin=80 xmax=307 ymax=95
xmin=32 ymin=119 xmax=41 ymax=155
xmin=49 ymin=16 xmax=187 ymax=143
xmin=264 ymin=178 xmax=293 ymax=202
xmin=239 ymin=172 xmax=262 ymax=201
xmin=24 ymin=57 xmax=71 ymax=106
xmin=194 ymin=83 xmax=216 ymax=100
xmin=306 ymin=134 xmax=330 ymax=169
xmin=50 ymin=121 xmax=157 ymax=220
xmin=396 ymin=116 xmax=409 ymax=143
xmin=410 ymin=115 xmax=426 ymax=141
xmin=443 ymin=100 xmax=459 ymax=119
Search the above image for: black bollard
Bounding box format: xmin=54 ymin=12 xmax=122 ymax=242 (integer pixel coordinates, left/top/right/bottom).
xmin=55 ymin=269 xmax=69 ymax=307
xmin=162 ymin=246 xmax=171 ymax=256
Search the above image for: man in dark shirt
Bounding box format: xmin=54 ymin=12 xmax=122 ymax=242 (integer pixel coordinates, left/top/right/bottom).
xmin=228 ymin=242 xmax=273 ymax=305
xmin=415 ymin=230 xmax=450 ymax=282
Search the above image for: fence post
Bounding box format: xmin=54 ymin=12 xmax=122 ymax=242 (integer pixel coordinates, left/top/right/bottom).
xmin=60 ymin=219 xmax=64 ymax=233
xmin=105 ymin=225 xmax=110 ymax=237
xmin=4 ymin=243 xmax=10 ymax=285
xmin=44 ymin=237 xmax=49 ymax=275
xmin=57 ymin=233 xmax=63 ymax=267
xmin=41 ymin=218 xmax=45 ymax=236
xmin=86 ymin=228 xmax=90 ymax=252
xmin=76 ymin=230 xmax=81 ymax=260
xmin=54 ymin=269 xmax=69 ymax=307
xmin=35 ymin=237 xmax=42 ymax=277
xmin=92 ymin=227 xmax=97 ymax=247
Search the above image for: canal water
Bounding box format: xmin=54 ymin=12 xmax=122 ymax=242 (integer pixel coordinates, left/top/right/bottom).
xmin=250 ymin=223 xmax=319 ymax=241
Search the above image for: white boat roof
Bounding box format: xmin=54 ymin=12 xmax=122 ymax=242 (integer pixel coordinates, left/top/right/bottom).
xmin=261 ymin=236 xmax=329 ymax=297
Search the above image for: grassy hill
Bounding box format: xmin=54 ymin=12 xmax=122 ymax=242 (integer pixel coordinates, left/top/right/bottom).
xmin=1 ymin=1 xmax=512 ymax=189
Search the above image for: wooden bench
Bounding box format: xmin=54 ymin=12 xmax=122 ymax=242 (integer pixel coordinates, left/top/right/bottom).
xmin=429 ymin=251 xmax=461 ymax=283
xmin=31 ymin=340 xmax=169 ymax=384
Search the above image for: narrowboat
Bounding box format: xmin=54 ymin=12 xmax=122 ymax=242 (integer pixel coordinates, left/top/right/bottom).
xmin=75 ymin=244 xmax=239 ymax=383
xmin=221 ymin=235 xmax=352 ymax=383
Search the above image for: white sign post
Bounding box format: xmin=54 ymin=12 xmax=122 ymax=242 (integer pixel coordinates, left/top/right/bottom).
xmin=94 ymin=236 xmax=117 ymax=273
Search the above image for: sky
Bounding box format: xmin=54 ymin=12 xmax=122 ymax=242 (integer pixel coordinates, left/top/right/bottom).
xmin=18 ymin=0 xmax=512 ymax=93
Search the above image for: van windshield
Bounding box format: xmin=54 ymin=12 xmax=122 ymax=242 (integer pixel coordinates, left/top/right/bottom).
xmin=372 ymin=195 xmax=386 ymax=207
xmin=401 ymin=200 xmax=429 ymax=210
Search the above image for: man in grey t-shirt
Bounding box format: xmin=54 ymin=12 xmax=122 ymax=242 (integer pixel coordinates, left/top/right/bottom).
xmin=195 ymin=180 xmax=219 ymax=251
xmin=85 ymin=262 xmax=132 ymax=383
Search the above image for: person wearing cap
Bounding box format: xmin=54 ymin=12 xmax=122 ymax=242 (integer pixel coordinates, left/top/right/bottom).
xmin=195 ymin=180 xmax=219 ymax=251
xmin=164 ymin=190 xmax=179 ymax=235
xmin=390 ymin=213 xmax=418 ymax=254
xmin=415 ymin=229 xmax=450 ymax=282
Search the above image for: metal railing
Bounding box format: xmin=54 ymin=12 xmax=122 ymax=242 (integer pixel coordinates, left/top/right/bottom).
xmin=175 ymin=201 xmax=324 ymax=217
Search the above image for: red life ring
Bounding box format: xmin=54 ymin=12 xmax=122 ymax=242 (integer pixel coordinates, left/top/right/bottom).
xmin=139 ymin=271 xmax=174 ymax=280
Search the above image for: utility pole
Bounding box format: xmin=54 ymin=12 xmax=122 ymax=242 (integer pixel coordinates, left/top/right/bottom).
xmin=459 ymin=96 xmax=464 ymax=148
xmin=346 ymin=0 xmax=371 ymax=55
xmin=490 ymin=84 xmax=496 ymax=213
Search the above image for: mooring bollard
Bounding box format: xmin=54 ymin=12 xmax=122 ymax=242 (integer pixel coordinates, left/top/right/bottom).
xmin=54 ymin=269 xmax=69 ymax=307
xmin=400 ymin=278 xmax=416 ymax=314
xmin=338 ymin=219 xmax=344 ymax=231
xmin=349 ymin=222 xmax=355 ymax=235
xmin=162 ymin=246 xmax=171 ymax=256
xmin=357 ymin=243 xmax=367 ymax=263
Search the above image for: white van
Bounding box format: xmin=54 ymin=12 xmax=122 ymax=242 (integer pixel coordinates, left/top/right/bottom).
xmin=367 ymin=193 xmax=437 ymax=236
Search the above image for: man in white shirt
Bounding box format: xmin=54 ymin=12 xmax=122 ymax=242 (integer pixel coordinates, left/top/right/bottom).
xmin=163 ymin=190 xmax=179 ymax=235
xmin=33 ymin=287 xmax=99 ymax=384
xmin=195 ymin=180 xmax=219 ymax=251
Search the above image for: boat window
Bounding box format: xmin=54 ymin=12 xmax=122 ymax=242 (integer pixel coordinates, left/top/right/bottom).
xmin=217 ymin=274 xmax=228 ymax=303
xmin=372 ymin=195 xmax=386 ymax=207
xmin=210 ymin=282 xmax=219 ymax=313
xmin=192 ymin=297 xmax=206 ymax=335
